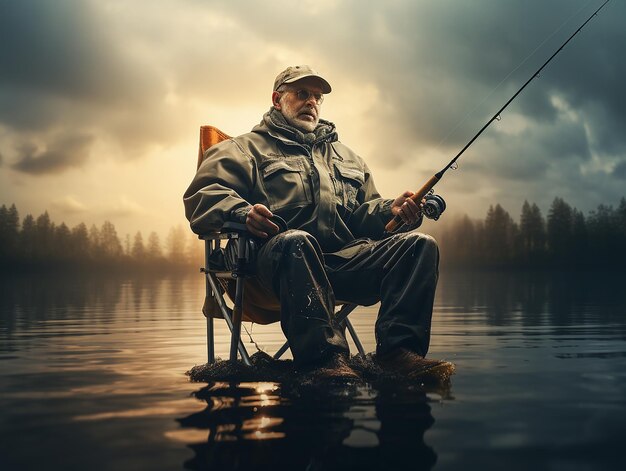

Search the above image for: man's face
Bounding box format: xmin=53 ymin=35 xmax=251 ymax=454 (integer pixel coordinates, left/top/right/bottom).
xmin=273 ymin=77 xmax=324 ymax=133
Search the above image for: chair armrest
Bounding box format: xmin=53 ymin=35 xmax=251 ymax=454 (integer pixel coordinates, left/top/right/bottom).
xmin=222 ymin=222 xmax=249 ymax=233
xmin=197 ymin=222 xmax=251 ymax=241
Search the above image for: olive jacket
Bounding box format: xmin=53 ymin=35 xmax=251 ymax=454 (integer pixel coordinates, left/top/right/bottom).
xmin=184 ymin=110 xmax=394 ymax=254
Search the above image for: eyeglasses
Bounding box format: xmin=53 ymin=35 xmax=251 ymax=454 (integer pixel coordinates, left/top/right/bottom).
xmin=285 ymin=88 xmax=324 ymax=105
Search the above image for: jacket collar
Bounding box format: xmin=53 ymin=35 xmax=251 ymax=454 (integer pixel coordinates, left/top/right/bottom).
xmin=253 ymin=108 xmax=338 ymax=149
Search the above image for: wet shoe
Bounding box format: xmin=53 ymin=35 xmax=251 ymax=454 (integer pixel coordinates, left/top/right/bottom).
xmin=314 ymin=353 xmax=360 ymax=380
xmin=377 ymin=348 xmax=455 ymax=380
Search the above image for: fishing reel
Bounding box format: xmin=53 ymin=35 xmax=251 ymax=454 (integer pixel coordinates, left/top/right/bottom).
xmin=422 ymin=192 xmax=446 ymax=221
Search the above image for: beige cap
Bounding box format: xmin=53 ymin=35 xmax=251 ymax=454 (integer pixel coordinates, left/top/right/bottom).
xmin=273 ymin=65 xmax=332 ymax=93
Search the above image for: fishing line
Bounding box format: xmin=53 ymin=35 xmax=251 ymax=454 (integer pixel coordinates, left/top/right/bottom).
xmin=387 ymin=0 xmax=610 ymax=233
xmin=431 ymin=0 xmax=597 ymax=161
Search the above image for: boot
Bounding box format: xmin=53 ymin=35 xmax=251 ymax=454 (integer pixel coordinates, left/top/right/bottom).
xmin=378 ymin=348 xmax=455 ymax=380
xmin=312 ymin=353 xmax=360 ymax=380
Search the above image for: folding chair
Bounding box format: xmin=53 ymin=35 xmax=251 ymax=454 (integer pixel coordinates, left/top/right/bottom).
xmin=196 ymin=125 xmax=365 ymax=365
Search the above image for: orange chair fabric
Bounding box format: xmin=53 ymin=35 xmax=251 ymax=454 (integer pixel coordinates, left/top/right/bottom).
xmin=197 ymin=125 xmax=231 ymax=169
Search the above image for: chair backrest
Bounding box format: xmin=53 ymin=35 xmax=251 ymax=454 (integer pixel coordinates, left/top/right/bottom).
xmin=197 ymin=125 xmax=282 ymax=325
xmin=198 ymin=125 xmax=231 ymax=169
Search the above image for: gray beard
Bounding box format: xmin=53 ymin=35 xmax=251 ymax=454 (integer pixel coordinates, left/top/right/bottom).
xmin=265 ymin=108 xmax=337 ymax=148
xmin=283 ymin=112 xmax=317 ymax=133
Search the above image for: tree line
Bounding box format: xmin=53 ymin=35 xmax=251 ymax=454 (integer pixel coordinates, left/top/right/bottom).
xmin=438 ymin=197 xmax=626 ymax=269
xmin=0 ymin=204 xmax=203 ymax=273
xmin=1 ymin=197 xmax=626 ymax=272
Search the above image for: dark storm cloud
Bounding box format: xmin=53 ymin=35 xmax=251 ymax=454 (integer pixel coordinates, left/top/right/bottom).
xmin=613 ymin=161 xmax=626 ymax=180
xmin=0 ymin=1 xmax=100 ymax=102
xmin=1 ymin=0 xmax=623 ymax=214
xmin=526 ymin=118 xmax=591 ymax=163
xmin=11 ymin=133 xmax=94 ymax=175
xmin=0 ymin=0 xmax=178 ymax=174
xmin=207 ymin=0 xmax=622 ymax=158
xmin=0 ymin=1 xmax=143 ymax=111
xmin=372 ymin=0 xmax=622 ymax=158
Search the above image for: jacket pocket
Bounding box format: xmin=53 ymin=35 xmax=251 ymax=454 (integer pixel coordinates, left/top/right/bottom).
xmin=260 ymin=158 xmax=312 ymax=211
xmin=333 ymin=161 xmax=365 ymax=211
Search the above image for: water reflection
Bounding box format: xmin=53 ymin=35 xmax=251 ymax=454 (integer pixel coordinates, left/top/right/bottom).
xmin=179 ymin=379 xmax=441 ymax=471
xmin=4 ymin=271 xmax=624 ymax=339
xmin=1 ymin=271 xmax=625 ymax=470
xmin=439 ymin=270 xmax=626 ymax=329
xmin=0 ymin=274 xmax=194 ymax=339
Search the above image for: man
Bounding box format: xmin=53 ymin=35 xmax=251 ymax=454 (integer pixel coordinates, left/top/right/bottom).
xmin=184 ymin=65 xmax=454 ymax=379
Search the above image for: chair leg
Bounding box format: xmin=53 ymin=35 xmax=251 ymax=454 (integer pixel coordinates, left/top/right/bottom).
xmin=344 ymin=317 xmax=365 ymax=356
xmin=337 ymin=304 xmax=365 ymax=356
xmin=229 ymin=235 xmax=252 ymax=366
xmin=273 ymin=341 xmax=290 ymax=360
xmin=207 ymin=315 xmax=215 ymax=364
xmin=205 ymin=268 xmax=252 ymax=366
xmin=229 ymin=276 xmax=244 ymax=363
xmin=204 ymin=239 xmax=215 ymax=364
xmin=335 ymin=303 xmax=357 ymax=324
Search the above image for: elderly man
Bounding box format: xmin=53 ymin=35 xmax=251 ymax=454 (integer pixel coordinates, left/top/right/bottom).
xmin=184 ymin=65 xmax=453 ymax=379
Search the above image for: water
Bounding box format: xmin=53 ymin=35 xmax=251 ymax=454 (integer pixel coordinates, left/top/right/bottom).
xmin=1 ymin=271 xmax=625 ymax=470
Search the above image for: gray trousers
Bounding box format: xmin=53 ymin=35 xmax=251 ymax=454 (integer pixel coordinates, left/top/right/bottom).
xmin=254 ymin=229 xmax=439 ymax=367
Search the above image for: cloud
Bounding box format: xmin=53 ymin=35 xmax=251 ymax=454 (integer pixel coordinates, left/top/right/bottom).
xmin=51 ymin=195 xmax=88 ymax=214
xmin=0 ymin=0 xmax=184 ymax=172
xmin=11 ymin=132 xmax=94 ymax=175
xmin=612 ymin=160 xmax=626 ymax=180
xmin=103 ymin=197 xmax=145 ymax=219
xmin=0 ymin=0 xmax=623 ymax=222
xmin=193 ymin=0 xmax=624 ymax=182
xmin=3 ymin=0 xmax=621 ymax=161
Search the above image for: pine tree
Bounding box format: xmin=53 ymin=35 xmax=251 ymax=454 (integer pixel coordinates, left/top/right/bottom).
xmin=484 ymin=204 xmax=518 ymax=265
xmin=20 ymin=214 xmax=36 ymax=261
xmin=89 ymin=224 xmax=101 ymax=256
xmin=519 ymin=201 xmax=546 ymax=265
xmin=147 ymin=231 xmax=163 ymax=260
xmin=166 ymin=225 xmax=187 ymax=263
xmin=53 ymin=223 xmax=72 ymax=261
xmin=0 ymin=204 xmax=19 ymax=259
xmin=71 ymin=223 xmax=91 ymax=261
xmin=34 ymin=211 xmax=55 ymax=260
xmin=100 ymin=221 xmax=123 ymax=258
xmin=587 ymin=203 xmax=618 ymax=266
xmin=571 ymin=209 xmax=588 ymax=267
xmin=547 ymin=197 xmax=574 ymax=264
xmin=131 ymin=231 xmax=146 ymax=260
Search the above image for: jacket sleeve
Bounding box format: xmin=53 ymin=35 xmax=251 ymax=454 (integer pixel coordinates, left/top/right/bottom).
xmin=346 ymin=162 xmax=394 ymax=239
xmin=347 ymin=162 xmax=425 ymax=239
xmin=183 ymin=139 xmax=255 ymax=234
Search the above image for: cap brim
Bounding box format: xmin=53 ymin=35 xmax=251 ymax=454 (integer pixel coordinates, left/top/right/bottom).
xmin=283 ymin=74 xmax=332 ymax=94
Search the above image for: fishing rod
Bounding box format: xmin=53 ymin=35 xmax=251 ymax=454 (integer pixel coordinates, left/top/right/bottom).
xmin=385 ymin=0 xmax=610 ymax=233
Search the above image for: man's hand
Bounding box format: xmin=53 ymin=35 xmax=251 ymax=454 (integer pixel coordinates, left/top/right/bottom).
xmin=391 ymin=190 xmax=424 ymax=226
xmin=245 ymin=203 xmax=280 ymax=238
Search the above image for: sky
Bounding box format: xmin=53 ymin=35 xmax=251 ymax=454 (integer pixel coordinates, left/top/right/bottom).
xmin=1 ymin=0 xmax=624 ymax=240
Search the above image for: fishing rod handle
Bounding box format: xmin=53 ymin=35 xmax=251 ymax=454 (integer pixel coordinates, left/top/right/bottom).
xmin=384 ymin=174 xmax=441 ymax=232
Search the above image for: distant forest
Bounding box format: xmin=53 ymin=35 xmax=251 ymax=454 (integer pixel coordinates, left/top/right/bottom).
xmin=1 ymin=197 xmax=625 ymax=272
xmin=437 ymin=197 xmax=626 ymax=269
xmin=0 ymin=204 xmax=203 ymax=273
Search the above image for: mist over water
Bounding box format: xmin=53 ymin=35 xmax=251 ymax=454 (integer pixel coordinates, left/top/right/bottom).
xmin=1 ymin=271 xmax=625 ymax=470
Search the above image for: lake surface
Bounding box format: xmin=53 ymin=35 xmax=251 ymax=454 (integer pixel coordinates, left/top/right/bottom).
xmin=1 ymin=270 xmax=625 ymax=470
